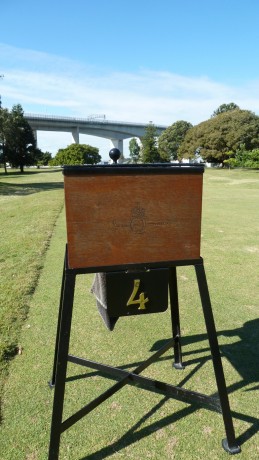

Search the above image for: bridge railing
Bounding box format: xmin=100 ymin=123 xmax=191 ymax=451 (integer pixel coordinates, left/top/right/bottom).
xmin=24 ymin=113 xmax=167 ymax=129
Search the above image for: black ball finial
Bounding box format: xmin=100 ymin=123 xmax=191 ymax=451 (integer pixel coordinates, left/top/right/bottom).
xmin=109 ymin=148 xmax=121 ymax=164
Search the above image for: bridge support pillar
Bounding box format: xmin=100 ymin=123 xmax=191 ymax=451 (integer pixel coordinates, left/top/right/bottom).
xmin=110 ymin=138 xmax=123 ymax=155
xmin=72 ymin=127 xmax=80 ymax=144
xmin=33 ymin=130 xmax=38 ymax=147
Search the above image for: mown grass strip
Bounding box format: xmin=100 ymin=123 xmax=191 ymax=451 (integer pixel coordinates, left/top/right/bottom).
xmin=0 ymin=169 xmax=64 ymax=394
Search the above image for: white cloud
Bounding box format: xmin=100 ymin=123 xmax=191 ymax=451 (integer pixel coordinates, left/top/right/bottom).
xmin=1 ymin=43 xmax=259 ymax=160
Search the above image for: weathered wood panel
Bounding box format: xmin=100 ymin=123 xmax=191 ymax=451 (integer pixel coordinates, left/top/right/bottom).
xmin=64 ymin=168 xmax=203 ymax=269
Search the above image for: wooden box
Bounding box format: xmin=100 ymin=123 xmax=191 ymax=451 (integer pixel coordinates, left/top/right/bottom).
xmin=63 ymin=164 xmax=204 ymax=269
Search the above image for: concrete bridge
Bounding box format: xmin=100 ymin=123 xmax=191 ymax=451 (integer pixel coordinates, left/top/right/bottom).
xmin=25 ymin=113 xmax=167 ymax=154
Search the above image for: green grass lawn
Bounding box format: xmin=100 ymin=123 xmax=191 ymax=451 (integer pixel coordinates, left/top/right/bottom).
xmin=0 ymin=169 xmax=64 ymax=392
xmin=0 ymin=167 xmax=259 ymax=459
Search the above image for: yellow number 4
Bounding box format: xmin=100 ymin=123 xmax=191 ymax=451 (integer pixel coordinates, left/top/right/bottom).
xmin=127 ymin=279 xmax=149 ymax=310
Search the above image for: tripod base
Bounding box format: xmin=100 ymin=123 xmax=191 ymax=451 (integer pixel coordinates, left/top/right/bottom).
xmin=222 ymin=438 xmax=241 ymax=455
xmin=48 ymin=251 xmax=240 ymax=459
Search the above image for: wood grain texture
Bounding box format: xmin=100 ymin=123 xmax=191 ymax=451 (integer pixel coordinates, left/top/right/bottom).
xmin=64 ymin=172 xmax=203 ymax=269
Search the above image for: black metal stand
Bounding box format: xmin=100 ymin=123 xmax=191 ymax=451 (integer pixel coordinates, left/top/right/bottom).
xmin=48 ymin=248 xmax=241 ymax=459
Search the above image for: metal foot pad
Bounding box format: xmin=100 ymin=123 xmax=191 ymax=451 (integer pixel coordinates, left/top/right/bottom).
xmin=222 ymin=438 xmax=241 ymax=455
xmin=173 ymin=362 xmax=185 ymax=370
xmin=48 ymin=380 xmax=55 ymax=389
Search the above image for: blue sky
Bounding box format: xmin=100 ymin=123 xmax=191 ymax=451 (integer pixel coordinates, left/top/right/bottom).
xmin=1 ymin=0 xmax=259 ymax=160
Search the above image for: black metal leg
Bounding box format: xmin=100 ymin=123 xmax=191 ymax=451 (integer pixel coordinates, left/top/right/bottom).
xmin=169 ymin=267 xmax=184 ymax=369
xmin=49 ymin=254 xmax=66 ymax=388
xmin=48 ymin=268 xmax=76 ymax=460
xmin=195 ymin=263 xmax=241 ymax=454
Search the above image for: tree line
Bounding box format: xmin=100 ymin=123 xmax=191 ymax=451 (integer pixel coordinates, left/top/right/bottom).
xmin=130 ymin=103 xmax=259 ymax=168
xmin=2 ymin=102 xmax=259 ymax=171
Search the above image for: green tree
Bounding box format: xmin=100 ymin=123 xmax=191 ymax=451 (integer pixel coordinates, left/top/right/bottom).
xmin=179 ymin=109 xmax=259 ymax=164
xmin=140 ymin=122 xmax=162 ymax=163
xmin=36 ymin=151 xmax=52 ymax=167
xmin=158 ymin=120 xmax=193 ymax=161
xmin=212 ymin=102 xmax=240 ymax=117
xmin=224 ymin=145 xmax=259 ymax=169
xmin=242 ymin=149 xmax=259 ymax=168
xmin=129 ymin=137 xmax=140 ymax=163
xmin=4 ymin=104 xmax=38 ymax=172
xmin=50 ymin=143 xmax=101 ymax=166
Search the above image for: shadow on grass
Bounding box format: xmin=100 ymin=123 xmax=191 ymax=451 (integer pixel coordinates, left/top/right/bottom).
xmin=79 ymin=403 xmax=258 ymax=460
xmin=79 ymin=359 xmax=208 ymax=460
xmin=82 ymin=400 xmax=199 ymax=460
xmin=64 ymin=318 xmax=259 ymax=458
xmin=0 ymin=180 xmax=64 ymax=196
xmin=150 ymin=318 xmax=259 ymax=393
xmin=78 ymin=354 xmax=259 ymax=460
